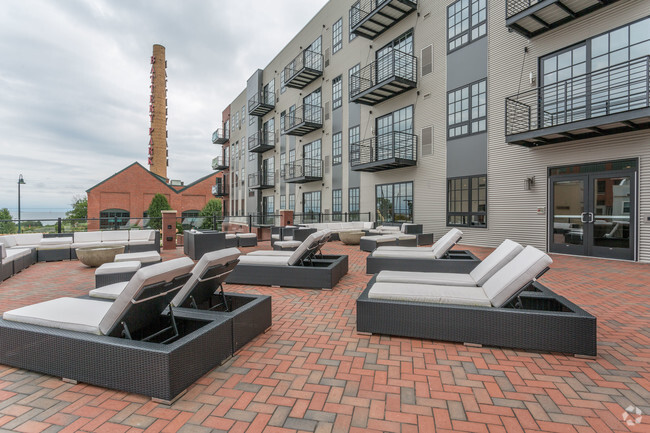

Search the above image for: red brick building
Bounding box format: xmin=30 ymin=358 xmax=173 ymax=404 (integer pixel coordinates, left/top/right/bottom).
xmin=87 ymin=162 xmax=222 ymax=230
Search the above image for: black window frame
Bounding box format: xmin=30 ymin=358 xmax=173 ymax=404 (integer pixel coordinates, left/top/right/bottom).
xmin=348 ymin=187 xmax=360 ymax=221
xmin=375 ymin=181 xmax=414 ymax=223
xmin=447 ymin=78 xmax=487 ymax=140
xmin=332 ymin=75 xmax=342 ymax=110
xmin=332 ymin=189 xmax=342 ymax=221
xmin=333 ymin=17 xmax=343 ymax=53
xmin=100 ymin=208 xmax=130 ymax=230
xmin=349 ymin=3 xmax=358 ymax=42
xmin=332 ymin=131 xmax=342 ymax=166
xmin=446 ymin=174 xmax=487 ymax=228
xmin=348 ymin=125 xmax=360 ymax=162
xmin=447 ymin=0 xmax=487 ymax=54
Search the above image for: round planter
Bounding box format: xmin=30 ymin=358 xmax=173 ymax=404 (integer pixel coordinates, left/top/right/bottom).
xmin=75 ymin=245 xmax=125 ymax=267
xmin=339 ymin=231 xmax=364 ymax=245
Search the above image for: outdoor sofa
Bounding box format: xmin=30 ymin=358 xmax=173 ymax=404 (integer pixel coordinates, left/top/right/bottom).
xmin=227 ymin=230 xmax=348 ymax=290
xmin=357 ymin=246 xmax=597 ymax=356
xmin=366 ymin=228 xmax=479 ymax=274
xmin=1 ymin=244 xmax=36 ymax=281
xmin=0 ymin=257 xmax=271 ymax=402
xmin=184 ymin=231 xmax=257 ymax=259
xmin=295 ymin=221 xmax=374 ymax=241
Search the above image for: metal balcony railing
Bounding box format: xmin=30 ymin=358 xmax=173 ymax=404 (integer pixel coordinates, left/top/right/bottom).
xmin=350 ymin=0 xmax=418 ymax=40
xmin=283 ymin=104 xmax=323 ymax=136
xmin=248 ymin=90 xmax=275 ymax=117
xmin=248 ymin=130 xmax=275 ymax=153
xmin=506 ymin=56 xmax=650 ymax=145
xmin=283 ymin=158 xmax=323 ymax=183
xmin=350 ymin=131 xmax=418 ymax=172
xmin=212 ymin=178 xmax=229 ymax=196
xmin=505 ymin=0 xmax=621 ymax=38
xmin=248 ymin=171 xmax=275 ymax=189
xmin=350 ymin=49 xmax=417 ymax=105
xmin=212 ymin=128 xmax=229 ymax=144
xmin=211 ymin=156 xmax=229 ymax=171
xmin=283 ymin=49 xmax=323 ymax=89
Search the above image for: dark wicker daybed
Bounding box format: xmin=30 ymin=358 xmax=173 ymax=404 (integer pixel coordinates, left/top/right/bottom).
xmin=227 ymin=230 xmax=348 ymax=290
xmin=0 ymin=257 xmax=272 ymax=403
xmin=357 ymin=246 xmax=597 ymax=357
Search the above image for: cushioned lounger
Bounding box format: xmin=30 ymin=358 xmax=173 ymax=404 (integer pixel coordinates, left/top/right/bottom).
xmin=366 ymin=228 xmax=479 ymax=274
xmin=357 ymin=246 xmax=597 ymax=356
xmin=227 ymin=230 xmax=348 ymax=290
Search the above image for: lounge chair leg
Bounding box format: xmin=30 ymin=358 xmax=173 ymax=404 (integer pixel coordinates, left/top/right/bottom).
xmin=152 ymin=388 xmax=187 ymax=405
xmin=62 ymin=377 xmax=78 ymax=384
xmin=464 ymin=342 xmax=482 ymax=348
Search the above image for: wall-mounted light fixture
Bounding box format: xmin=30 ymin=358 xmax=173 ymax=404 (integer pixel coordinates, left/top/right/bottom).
xmin=524 ymin=176 xmax=535 ymax=191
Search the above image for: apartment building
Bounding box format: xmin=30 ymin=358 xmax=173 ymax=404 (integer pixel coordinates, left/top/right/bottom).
xmin=212 ymin=0 xmax=650 ymax=262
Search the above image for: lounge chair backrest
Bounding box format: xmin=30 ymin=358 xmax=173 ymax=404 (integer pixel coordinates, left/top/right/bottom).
xmin=171 ymin=248 xmax=241 ymax=307
xmin=287 ymin=230 xmax=325 ymax=266
xmin=432 ymin=228 xmax=463 ymax=258
xmin=482 ymin=246 xmax=553 ymax=308
xmin=469 ymin=239 xmax=524 ymax=286
xmin=99 ymin=257 xmax=195 ymax=336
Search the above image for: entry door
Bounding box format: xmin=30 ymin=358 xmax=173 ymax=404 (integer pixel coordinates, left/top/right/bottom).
xmin=549 ymin=171 xmax=635 ymax=260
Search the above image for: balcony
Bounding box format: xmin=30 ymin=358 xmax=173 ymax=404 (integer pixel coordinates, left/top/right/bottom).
xmin=350 ymin=131 xmax=418 ymax=172
xmin=248 ymin=171 xmax=275 ymax=190
xmin=506 ymin=56 xmax=650 ymax=147
xmin=350 ymin=50 xmax=417 ymax=105
xmin=283 ymin=158 xmax=323 ymax=183
xmin=248 ymin=130 xmax=275 ymax=153
xmin=248 ymin=90 xmax=275 ymax=117
xmin=350 ymin=0 xmax=418 ymax=40
xmin=212 ymin=178 xmax=229 ymax=197
xmin=211 ymin=156 xmax=229 ymax=171
xmin=283 ymin=49 xmax=323 ymax=89
xmin=283 ymin=104 xmax=323 ymax=136
xmin=506 ymin=0 xmax=620 ymax=39
xmin=212 ymin=128 xmax=229 ymax=144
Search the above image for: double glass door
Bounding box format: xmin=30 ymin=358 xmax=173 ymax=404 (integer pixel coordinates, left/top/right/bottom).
xmin=550 ymin=170 xmax=635 ymax=260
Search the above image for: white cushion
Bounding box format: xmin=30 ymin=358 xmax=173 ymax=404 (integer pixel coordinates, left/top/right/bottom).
xmin=3 ymin=297 xmax=112 ymax=334
xmin=286 ymin=231 xmax=323 ymax=266
xmin=482 ymin=246 xmax=552 ymax=308
xmin=274 ymin=240 xmax=301 ymax=249
xmin=102 ymin=231 xmax=129 ymax=243
xmin=372 ymin=250 xmax=435 ymax=259
xmin=469 ymin=240 xmax=524 ymax=286
xmin=14 ymin=233 xmax=43 ymax=246
xmin=394 ymin=234 xmax=416 ymax=240
xmin=225 ymin=234 xmax=236 ymax=239
xmin=236 ymin=233 xmax=257 ymax=238
xmin=431 ymin=228 xmax=463 ymax=259
xmin=0 ymin=244 xmax=5 ymax=260
xmin=99 ymin=257 xmax=195 ymax=335
xmin=74 ymin=232 xmax=102 ymax=243
xmin=0 ymin=236 xmax=17 ymax=247
xmin=248 ymin=250 xmax=294 ymax=256
xmin=376 ymin=270 xmax=477 ymax=286
xmin=72 ymin=242 xmax=104 ymax=249
xmin=238 ymin=255 xmax=290 ymax=266
xmin=127 ymin=239 xmax=153 ymax=246
xmin=89 ymin=282 xmax=129 ymax=300
xmin=362 ymin=235 xmax=395 ymax=241
xmin=6 ymin=248 xmax=31 ymax=260
xmin=114 ymin=251 xmax=161 ymax=264
xmin=171 ymin=248 xmax=241 ymax=307
xmin=40 ymin=237 xmax=73 ymax=246
xmin=129 ymin=230 xmax=155 ymax=241
xmin=37 ymin=244 xmax=71 ymax=251
xmin=271 ymin=234 xmax=280 ymax=240
xmin=283 ymin=236 xmax=294 ymax=241
xmin=95 ymin=261 xmax=142 ymax=275
xmin=374 ymin=246 xmax=431 ymax=252
xmin=368 ymin=282 xmax=491 ymax=307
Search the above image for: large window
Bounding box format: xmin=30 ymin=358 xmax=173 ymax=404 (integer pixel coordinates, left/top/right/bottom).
xmin=349 ymin=3 xmax=358 ymax=41
xmin=303 ymin=191 xmax=321 ymax=222
xmin=348 ymin=187 xmax=360 ymax=221
xmin=448 ymin=79 xmax=486 ymax=138
xmin=280 ymin=195 xmax=286 ymax=210
xmin=333 ymin=18 xmax=343 ymax=53
xmin=447 ymin=175 xmax=487 ymax=227
xmin=332 ymin=132 xmax=342 ymax=166
xmin=289 ymin=193 xmax=295 ymax=211
xmin=332 ymin=75 xmax=342 ymax=110
xmin=332 ymin=189 xmax=342 ymax=221
xmin=375 ymin=182 xmax=413 ymax=223
xmin=349 ymin=64 xmax=360 ymax=98
xmin=448 ymin=0 xmax=487 ymax=52
xmin=100 ymin=209 xmax=130 ymax=230
xmin=348 ymin=125 xmax=360 ymax=162
xmin=376 ymin=105 xmax=414 ymax=160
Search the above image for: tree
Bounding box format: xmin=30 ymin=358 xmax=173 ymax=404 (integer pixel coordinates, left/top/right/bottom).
xmin=147 ymin=194 xmax=172 ymax=229
xmin=199 ymin=199 xmax=223 ymax=229
xmin=66 ymin=195 xmax=88 ymax=220
xmin=0 ymin=208 xmax=17 ymax=234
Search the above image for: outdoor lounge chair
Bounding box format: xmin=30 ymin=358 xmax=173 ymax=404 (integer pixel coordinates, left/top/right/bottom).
xmin=357 ymin=246 xmax=597 ymax=356
xmin=227 ymin=230 xmax=347 ymax=289
xmin=366 ymin=228 xmax=480 ymax=274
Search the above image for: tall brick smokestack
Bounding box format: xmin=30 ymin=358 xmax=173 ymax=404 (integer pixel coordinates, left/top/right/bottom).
xmin=148 ymin=44 xmax=168 ymax=180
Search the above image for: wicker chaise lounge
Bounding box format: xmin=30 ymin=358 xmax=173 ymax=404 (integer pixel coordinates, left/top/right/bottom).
xmin=0 ymin=258 xmax=237 ymax=402
xmin=366 ymin=228 xmax=479 ymax=274
xmin=227 ymin=230 xmax=348 ymax=290
xmin=357 ymin=246 xmax=597 ymax=356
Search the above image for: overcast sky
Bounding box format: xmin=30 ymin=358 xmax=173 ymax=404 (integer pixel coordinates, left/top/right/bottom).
xmin=0 ymin=0 xmax=328 ymax=214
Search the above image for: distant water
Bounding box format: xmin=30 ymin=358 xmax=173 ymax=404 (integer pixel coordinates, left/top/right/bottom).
xmin=3 ymin=209 xmax=68 ymax=223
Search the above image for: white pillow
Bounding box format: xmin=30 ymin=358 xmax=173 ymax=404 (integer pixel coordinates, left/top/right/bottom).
xmin=74 ymin=232 xmax=102 ymax=243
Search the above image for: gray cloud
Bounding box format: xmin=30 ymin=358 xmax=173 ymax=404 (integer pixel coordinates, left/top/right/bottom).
xmin=0 ymin=0 xmax=328 ymax=213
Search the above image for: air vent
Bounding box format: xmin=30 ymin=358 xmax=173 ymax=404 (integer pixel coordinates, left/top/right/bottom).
xmin=422 ymin=45 xmax=433 ymax=76
xmin=422 ymin=126 xmax=433 ymax=156
xmin=324 ymin=155 xmax=330 ymax=174
xmin=324 ymin=102 xmax=330 ymax=121
xmin=325 ymin=48 xmax=331 ymax=67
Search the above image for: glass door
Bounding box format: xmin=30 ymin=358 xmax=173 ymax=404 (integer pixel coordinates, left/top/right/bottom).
xmin=549 ymin=176 xmax=588 ymax=256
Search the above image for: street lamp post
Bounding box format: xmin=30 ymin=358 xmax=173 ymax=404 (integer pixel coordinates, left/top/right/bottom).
xmin=18 ymin=174 xmax=25 ymax=233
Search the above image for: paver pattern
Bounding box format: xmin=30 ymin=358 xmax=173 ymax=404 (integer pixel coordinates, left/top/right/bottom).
xmin=0 ymin=241 xmax=648 ymax=433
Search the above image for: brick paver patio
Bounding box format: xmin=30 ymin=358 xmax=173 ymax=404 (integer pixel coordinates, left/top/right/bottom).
xmin=0 ymin=241 xmax=648 ymax=433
